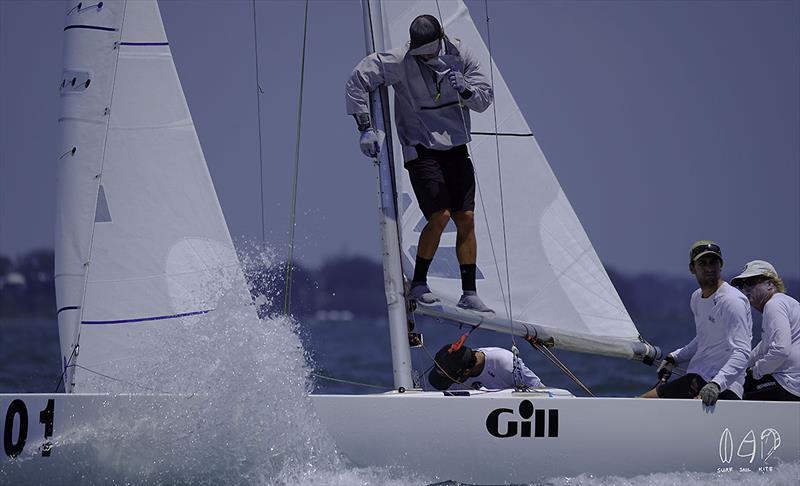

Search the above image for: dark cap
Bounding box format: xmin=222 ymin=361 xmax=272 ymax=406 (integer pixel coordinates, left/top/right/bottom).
xmin=409 ymin=14 xmax=442 ymax=49
xmin=428 ymin=344 xmax=475 ymax=391
xmin=689 ymin=240 xmax=723 ymax=264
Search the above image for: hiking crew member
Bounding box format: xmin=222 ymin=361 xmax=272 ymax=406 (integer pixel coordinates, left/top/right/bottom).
xmin=641 ymin=241 xmax=752 ymax=405
xmin=427 ymin=344 xmax=544 ymax=391
xmin=731 ymin=260 xmax=800 ymax=401
xmin=345 ymin=14 xmax=494 ymax=312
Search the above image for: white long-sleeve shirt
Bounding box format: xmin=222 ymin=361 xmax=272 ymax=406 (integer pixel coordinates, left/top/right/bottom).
xmin=749 ymin=293 xmax=800 ymax=397
xmin=671 ymin=282 xmax=753 ymax=398
xmin=463 ymin=347 xmax=544 ymax=390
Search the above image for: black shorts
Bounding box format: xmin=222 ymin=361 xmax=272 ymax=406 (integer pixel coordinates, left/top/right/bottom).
xmin=743 ymin=373 xmax=800 ymax=401
xmin=404 ymin=144 xmax=475 ymax=220
xmin=656 ymin=373 xmax=740 ymax=400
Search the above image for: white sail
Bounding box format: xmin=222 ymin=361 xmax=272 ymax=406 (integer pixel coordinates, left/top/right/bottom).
xmin=376 ymin=0 xmax=644 ymax=358
xmin=56 ymin=0 xmax=251 ymax=391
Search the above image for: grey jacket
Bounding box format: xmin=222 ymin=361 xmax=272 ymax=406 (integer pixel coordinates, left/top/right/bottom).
xmin=345 ymin=37 xmax=493 ymax=161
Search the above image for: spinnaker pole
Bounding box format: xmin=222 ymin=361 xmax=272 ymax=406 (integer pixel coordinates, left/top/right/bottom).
xmin=362 ymin=0 xmax=414 ymax=390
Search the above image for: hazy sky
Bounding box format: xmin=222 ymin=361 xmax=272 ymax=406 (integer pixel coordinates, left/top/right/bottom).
xmin=0 ymin=0 xmax=798 ymax=278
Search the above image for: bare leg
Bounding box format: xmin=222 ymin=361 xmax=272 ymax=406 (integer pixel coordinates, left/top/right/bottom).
xmin=416 ymin=209 xmax=451 ymax=260
xmin=640 ymin=388 xmax=658 ymax=398
xmin=452 ymin=210 xmax=476 ymax=264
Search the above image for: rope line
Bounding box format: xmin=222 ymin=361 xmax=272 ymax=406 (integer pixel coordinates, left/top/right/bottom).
xmin=251 ymin=0 xmax=267 ymax=243
xmin=312 ymin=372 xmax=392 ymax=391
xmin=525 ymin=335 xmax=595 ymax=397
xmin=284 ymin=0 xmax=310 ymax=315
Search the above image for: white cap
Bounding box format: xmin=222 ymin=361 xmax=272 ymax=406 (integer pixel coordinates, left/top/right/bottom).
xmin=731 ymin=260 xmax=780 ymax=286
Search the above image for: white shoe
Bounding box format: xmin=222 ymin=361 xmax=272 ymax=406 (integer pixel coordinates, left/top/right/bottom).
xmin=409 ymin=282 xmax=440 ymax=305
xmin=457 ymin=291 xmax=494 ymax=313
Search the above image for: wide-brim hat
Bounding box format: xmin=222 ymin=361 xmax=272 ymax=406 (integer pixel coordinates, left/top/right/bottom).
xmin=689 ymin=240 xmax=723 ymax=263
xmin=731 ymin=260 xmax=779 ymax=287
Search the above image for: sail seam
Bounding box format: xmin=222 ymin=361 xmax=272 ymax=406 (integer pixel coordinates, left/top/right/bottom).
xmin=82 ymin=309 xmax=213 ymax=325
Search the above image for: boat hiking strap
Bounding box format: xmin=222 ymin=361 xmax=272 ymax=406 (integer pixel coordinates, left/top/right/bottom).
xmin=283 ymin=0 xmax=310 ymax=315
xmin=525 ymin=335 xmax=596 ymax=397
xmin=252 ymin=0 xmax=267 ymax=243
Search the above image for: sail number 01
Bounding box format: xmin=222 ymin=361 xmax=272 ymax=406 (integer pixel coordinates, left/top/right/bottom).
xmin=3 ymin=399 xmax=55 ymax=458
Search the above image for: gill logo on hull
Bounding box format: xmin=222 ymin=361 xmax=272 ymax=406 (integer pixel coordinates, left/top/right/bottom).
xmin=486 ymin=400 xmax=558 ymax=438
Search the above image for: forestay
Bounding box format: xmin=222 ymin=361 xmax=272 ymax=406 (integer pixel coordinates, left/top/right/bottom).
xmin=375 ymin=0 xmax=647 ymax=358
xmin=56 ymin=0 xmax=251 ymax=392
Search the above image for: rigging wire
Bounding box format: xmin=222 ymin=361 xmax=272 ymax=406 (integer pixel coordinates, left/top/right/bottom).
xmin=481 ymin=0 xmax=515 ymax=346
xmin=252 ymin=0 xmax=266 ymax=242
xmin=284 ymin=0 xmax=310 ymax=315
xmin=525 ymin=335 xmax=596 ymax=397
xmin=312 ymin=372 xmax=392 ymax=391
xmin=431 ymin=1 xmax=513 ymax=321
xmin=431 ymin=1 xmax=598 ymax=394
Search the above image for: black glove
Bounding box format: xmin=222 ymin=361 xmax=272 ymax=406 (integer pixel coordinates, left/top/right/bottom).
xmin=657 ymin=355 xmax=676 ymax=382
xmin=744 ymin=367 xmax=755 ymax=393
xmin=698 ymin=382 xmax=720 ymax=406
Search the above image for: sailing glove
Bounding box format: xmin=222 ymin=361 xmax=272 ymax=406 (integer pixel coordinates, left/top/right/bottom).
xmin=359 ymin=129 xmax=385 ymax=158
xmin=447 ymin=70 xmax=468 ymax=93
xmin=698 ymin=382 xmax=720 ymax=406
xmin=657 ymin=355 xmax=675 ymax=382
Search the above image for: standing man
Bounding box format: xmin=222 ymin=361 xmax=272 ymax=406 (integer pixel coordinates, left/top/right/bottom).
xmin=641 ymin=241 xmax=752 ymax=405
xmin=345 ymin=14 xmax=494 ymax=312
xmin=731 ymin=260 xmax=800 ymax=401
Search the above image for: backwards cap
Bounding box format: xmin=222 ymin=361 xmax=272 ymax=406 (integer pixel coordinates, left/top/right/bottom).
xmin=409 ymin=15 xmax=443 ymax=55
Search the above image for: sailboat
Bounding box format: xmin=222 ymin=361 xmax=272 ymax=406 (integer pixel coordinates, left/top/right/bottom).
xmin=1 ymin=0 xmax=797 ymax=484
xmin=310 ymin=0 xmax=800 ymax=483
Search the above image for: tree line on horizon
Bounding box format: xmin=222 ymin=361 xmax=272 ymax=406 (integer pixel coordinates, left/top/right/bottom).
xmin=1 ymin=249 xmax=797 ymax=322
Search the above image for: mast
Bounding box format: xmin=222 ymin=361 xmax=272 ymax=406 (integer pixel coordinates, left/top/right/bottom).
xmin=361 ymin=0 xmax=414 ymax=390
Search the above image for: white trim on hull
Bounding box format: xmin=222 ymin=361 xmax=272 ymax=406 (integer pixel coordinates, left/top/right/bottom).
xmin=311 ymin=390 xmax=800 ymax=484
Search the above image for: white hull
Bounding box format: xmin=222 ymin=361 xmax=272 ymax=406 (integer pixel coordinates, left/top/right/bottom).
xmin=311 ymin=390 xmax=800 ymax=484
xmin=0 ymin=394 xmax=195 ymax=482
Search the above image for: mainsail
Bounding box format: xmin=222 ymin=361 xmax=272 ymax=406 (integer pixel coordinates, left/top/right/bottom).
xmin=374 ymin=0 xmax=653 ymax=360
xmin=56 ymin=0 xmax=251 ymax=391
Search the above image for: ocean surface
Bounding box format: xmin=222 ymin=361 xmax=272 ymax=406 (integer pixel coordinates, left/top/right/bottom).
xmin=1 ymin=310 xmax=797 ymax=485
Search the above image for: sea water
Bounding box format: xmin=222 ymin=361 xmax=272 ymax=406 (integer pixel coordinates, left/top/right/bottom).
xmin=1 ymin=251 xmax=797 ymax=484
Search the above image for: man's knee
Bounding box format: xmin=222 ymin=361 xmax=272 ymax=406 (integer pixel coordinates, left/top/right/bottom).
xmin=452 ymin=210 xmax=475 ymax=231
xmin=427 ymin=209 xmax=451 ymax=233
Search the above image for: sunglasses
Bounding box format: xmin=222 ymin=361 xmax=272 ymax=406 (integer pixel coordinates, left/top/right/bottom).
xmin=733 ymin=276 xmax=769 ymax=290
xmin=691 ymin=243 xmax=721 ymax=260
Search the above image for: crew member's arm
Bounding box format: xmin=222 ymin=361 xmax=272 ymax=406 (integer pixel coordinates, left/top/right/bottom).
xmin=456 ymin=45 xmax=493 ymax=112
xmin=345 ymin=50 xmax=404 ymax=122
xmin=709 ymin=297 xmax=752 ymax=391
xmin=751 ymin=299 xmax=792 ymax=379
xmin=516 ymin=359 xmax=544 ymax=388
xmin=671 ymin=337 xmax=698 ymax=365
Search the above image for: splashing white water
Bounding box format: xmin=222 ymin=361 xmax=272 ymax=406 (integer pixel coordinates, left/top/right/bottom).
xmin=2 ymin=243 xmax=795 ymax=486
